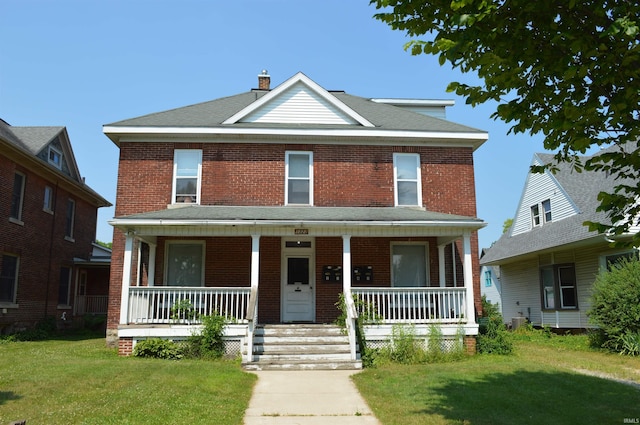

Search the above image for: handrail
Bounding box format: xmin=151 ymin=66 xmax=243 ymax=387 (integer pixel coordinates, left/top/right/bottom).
xmin=246 ymin=286 xmax=258 ymax=322
xmin=343 ymin=287 xmax=358 ymax=361
xmin=245 ymin=285 xmax=258 ymax=363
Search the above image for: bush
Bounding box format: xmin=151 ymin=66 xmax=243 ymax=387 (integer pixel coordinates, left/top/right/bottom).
xmin=477 ymin=296 xmax=513 ymax=355
xmin=184 ymin=313 xmax=226 ymax=359
xmin=588 ymin=257 xmax=640 ymax=353
xmin=133 ymin=338 xmax=183 ymax=360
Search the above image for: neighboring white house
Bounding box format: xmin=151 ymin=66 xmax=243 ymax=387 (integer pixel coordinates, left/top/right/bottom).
xmin=479 ymin=252 xmax=502 ymax=315
xmin=480 ymin=145 xmax=638 ymax=329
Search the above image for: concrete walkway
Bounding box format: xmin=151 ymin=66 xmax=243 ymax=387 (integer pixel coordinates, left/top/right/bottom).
xmin=243 ymin=370 xmax=381 ymax=425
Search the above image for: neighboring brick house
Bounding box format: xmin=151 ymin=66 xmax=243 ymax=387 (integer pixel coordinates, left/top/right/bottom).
xmin=0 ymin=119 xmax=111 ymax=333
xmin=480 ymin=144 xmax=639 ymax=330
xmin=103 ymin=72 xmax=488 ymax=362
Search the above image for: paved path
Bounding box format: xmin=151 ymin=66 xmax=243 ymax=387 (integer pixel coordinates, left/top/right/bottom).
xmin=243 ymin=370 xmax=381 ymax=425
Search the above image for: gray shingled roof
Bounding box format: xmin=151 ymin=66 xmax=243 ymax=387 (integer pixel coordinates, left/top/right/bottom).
xmin=105 ymin=90 xmax=484 ymax=135
xmin=114 ymin=205 xmax=483 ymax=225
xmin=480 ymin=145 xmax=633 ymax=265
xmin=10 ymin=126 xmax=63 ymax=155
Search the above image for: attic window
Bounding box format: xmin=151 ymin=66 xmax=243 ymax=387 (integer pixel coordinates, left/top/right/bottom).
xmin=531 ymin=199 xmax=551 ymax=227
xmin=48 ymin=146 xmax=63 ymax=169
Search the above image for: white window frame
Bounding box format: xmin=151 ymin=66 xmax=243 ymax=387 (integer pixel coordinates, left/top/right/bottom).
xmin=0 ymin=254 xmax=19 ymax=306
xmin=164 ymin=241 xmax=205 ymax=287
xmin=65 ymin=198 xmax=75 ymax=241
xmin=48 ymin=146 xmax=63 ymax=169
xmin=531 ymin=199 xmax=552 ymax=228
xmin=285 ymin=151 xmax=313 ymax=206
xmin=172 ymin=149 xmax=202 ymax=205
xmin=542 ymin=199 xmax=552 ymax=223
xmin=531 ymin=204 xmax=541 ymax=227
xmin=10 ymin=172 xmax=26 ymax=223
xmin=390 ymin=242 xmax=429 ymax=287
xmin=484 ymin=270 xmax=492 ymax=287
xmin=393 ymin=153 xmax=422 ymax=207
xmin=43 ymin=185 xmax=54 ymax=213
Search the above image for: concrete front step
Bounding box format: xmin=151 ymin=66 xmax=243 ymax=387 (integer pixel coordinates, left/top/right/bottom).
xmin=243 ymin=324 xmax=361 ymax=371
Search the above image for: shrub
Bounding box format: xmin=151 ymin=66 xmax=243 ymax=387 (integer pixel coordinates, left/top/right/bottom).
xmin=588 ymin=257 xmax=640 ymax=353
xmin=133 ymin=338 xmax=183 ymax=360
xmin=170 ymin=299 xmax=199 ymax=323
xmin=184 ymin=313 xmax=226 ymax=359
xmin=477 ymin=296 xmax=513 ymax=355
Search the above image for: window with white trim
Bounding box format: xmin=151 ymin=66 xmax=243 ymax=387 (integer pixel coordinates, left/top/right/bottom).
xmin=484 ymin=270 xmax=492 ymax=287
xmin=58 ymin=266 xmax=71 ymax=306
xmin=285 ymin=151 xmax=313 ymax=205
xmin=172 ymin=149 xmax=202 ymax=204
xmin=48 ymin=146 xmax=63 ymax=169
xmin=393 ymin=153 xmax=422 ymax=206
xmin=531 ymin=199 xmax=551 ymax=227
xmin=540 ymin=264 xmax=577 ymax=310
xmin=43 ymin=186 xmax=53 ymax=213
xmin=10 ymin=172 xmax=25 ymax=222
xmin=65 ymin=199 xmax=75 ymax=239
xmin=0 ymin=254 xmax=19 ymax=304
xmin=391 ymin=243 xmax=428 ymax=287
xmin=166 ymin=242 xmax=205 ymax=287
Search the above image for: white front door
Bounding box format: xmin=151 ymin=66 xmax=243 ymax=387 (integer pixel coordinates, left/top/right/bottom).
xmin=281 ymin=240 xmax=315 ymax=322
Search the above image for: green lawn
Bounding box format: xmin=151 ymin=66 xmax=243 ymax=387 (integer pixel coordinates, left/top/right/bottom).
xmin=353 ymin=333 xmax=640 ymax=425
xmin=0 ymin=335 xmax=257 ymax=424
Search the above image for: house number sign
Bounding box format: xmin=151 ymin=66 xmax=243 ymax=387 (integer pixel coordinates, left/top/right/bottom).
xmin=294 ymin=229 xmax=309 ymax=235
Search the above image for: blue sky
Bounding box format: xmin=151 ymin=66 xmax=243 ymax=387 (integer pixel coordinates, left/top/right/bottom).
xmin=1 ymin=0 xmax=551 ymax=250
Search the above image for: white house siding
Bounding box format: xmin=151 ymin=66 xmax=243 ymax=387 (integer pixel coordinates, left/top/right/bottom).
xmin=480 ymin=265 xmax=502 ymax=314
xmin=511 ymin=155 xmax=579 ymax=237
xmin=501 ymin=245 xmax=613 ymax=329
xmin=242 ymin=82 xmax=358 ymax=125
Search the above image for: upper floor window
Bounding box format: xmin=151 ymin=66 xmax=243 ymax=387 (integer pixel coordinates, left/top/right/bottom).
xmin=65 ymin=199 xmax=75 ymax=239
xmin=43 ymin=186 xmax=54 ymax=213
xmin=391 ymin=243 xmax=428 ymax=287
xmin=531 ymin=199 xmax=551 ymax=227
xmin=172 ymin=149 xmax=202 ymax=204
xmin=285 ymin=151 xmax=313 ymax=205
xmin=10 ymin=172 xmax=25 ymax=222
xmin=393 ymin=153 xmax=422 ymax=206
xmin=48 ymin=146 xmax=63 ymax=169
xmin=540 ymin=264 xmax=577 ymax=310
xmin=0 ymin=254 xmax=19 ymax=304
xmin=484 ymin=270 xmax=492 ymax=287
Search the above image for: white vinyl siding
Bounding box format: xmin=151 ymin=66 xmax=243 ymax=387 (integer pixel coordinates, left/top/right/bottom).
xmin=242 ymin=82 xmax=358 ymax=125
xmin=511 ymin=155 xmax=578 ymax=236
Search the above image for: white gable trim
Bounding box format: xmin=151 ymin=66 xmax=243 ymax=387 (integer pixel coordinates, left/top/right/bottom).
xmin=222 ymin=72 xmax=375 ymax=127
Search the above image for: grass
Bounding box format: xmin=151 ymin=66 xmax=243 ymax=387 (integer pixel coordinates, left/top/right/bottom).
xmin=0 ymin=334 xmax=257 ymax=424
xmin=353 ymin=331 xmax=640 ymax=425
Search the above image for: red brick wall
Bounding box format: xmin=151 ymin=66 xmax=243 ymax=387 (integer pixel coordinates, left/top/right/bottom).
xmin=0 ymin=154 xmax=99 ymax=332
xmin=108 ymin=142 xmax=481 ymax=330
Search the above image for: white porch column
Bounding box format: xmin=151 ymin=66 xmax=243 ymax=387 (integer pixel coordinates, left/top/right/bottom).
xmin=342 ymin=235 xmax=352 ymax=294
xmin=438 ymin=244 xmax=446 ymax=288
xmin=148 ymin=243 xmax=157 ymax=286
xmin=250 ymin=235 xmax=260 ymax=290
xmin=463 ymin=232 xmax=476 ymax=323
xmin=119 ymin=232 xmax=134 ymax=325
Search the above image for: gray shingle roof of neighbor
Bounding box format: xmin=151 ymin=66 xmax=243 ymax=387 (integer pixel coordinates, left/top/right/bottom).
xmin=10 ymin=126 xmax=64 ymax=154
xmin=480 ymin=144 xmax=634 ymax=265
xmin=113 ymin=205 xmax=484 ymax=225
xmin=105 ymin=90 xmax=485 ymax=135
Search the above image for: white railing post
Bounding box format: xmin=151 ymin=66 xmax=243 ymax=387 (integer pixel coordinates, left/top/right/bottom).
xmin=342 ymin=235 xmax=357 ymax=361
xmin=463 ymin=232 xmax=476 ymax=324
xmin=120 ymin=232 xmax=134 ymax=324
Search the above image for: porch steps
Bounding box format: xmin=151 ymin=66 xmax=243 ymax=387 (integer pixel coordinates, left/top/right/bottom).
xmin=242 ymin=324 xmax=362 ymax=371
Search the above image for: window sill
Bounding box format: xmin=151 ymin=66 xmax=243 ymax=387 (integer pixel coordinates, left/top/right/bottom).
xmin=0 ymin=303 xmax=19 ymax=310
xmin=542 ymin=308 xmax=579 ymax=312
xmin=168 ymin=203 xmax=200 ymax=209
xmin=43 ymin=208 xmax=54 ymax=215
xmin=8 ymin=217 xmax=24 ymax=226
xmin=64 ymin=236 xmax=75 ymax=243
xmin=57 ymin=305 xmax=72 ymax=310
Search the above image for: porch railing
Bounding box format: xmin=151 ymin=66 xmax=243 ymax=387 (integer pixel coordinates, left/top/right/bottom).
xmin=127 ymin=287 xmax=251 ymax=324
xmin=351 ymin=287 xmax=467 ymax=324
xmin=75 ymin=295 xmax=108 ymax=315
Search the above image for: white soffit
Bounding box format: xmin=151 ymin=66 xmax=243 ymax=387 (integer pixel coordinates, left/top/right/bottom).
xmin=223 ymin=72 xmax=375 ymax=127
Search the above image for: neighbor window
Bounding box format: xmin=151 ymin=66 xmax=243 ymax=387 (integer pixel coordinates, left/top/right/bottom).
xmin=531 ymin=199 xmax=551 ymax=227
xmin=393 ymin=153 xmax=422 ymax=206
xmin=58 ymin=266 xmax=71 ymax=306
xmin=484 ymin=270 xmax=492 ymax=287
xmin=540 ymin=264 xmax=577 ymax=310
xmin=391 ymin=243 xmax=428 ymax=287
xmin=10 ymin=172 xmax=25 ymax=222
xmin=43 ymin=186 xmax=53 ymax=212
xmin=285 ymin=151 xmax=313 ymax=205
xmin=166 ymin=242 xmax=204 ymax=287
xmin=48 ymin=146 xmax=63 ymax=169
xmin=603 ymin=251 xmax=638 ymax=271
xmin=172 ymin=149 xmax=202 ymax=204
xmin=65 ymin=199 xmax=75 ymax=239
xmin=0 ymin=254 xmax=19 ymax=304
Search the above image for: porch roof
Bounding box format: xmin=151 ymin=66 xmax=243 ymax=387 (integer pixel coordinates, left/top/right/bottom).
xmin=110 ymin=205 xmax=485 ymax=237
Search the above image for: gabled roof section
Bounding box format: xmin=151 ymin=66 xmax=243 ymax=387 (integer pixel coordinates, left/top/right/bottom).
xmin=222 ymin=72 xmax=374 ymax=127
xmin=480 ymin=144 xmax=636 ymax=265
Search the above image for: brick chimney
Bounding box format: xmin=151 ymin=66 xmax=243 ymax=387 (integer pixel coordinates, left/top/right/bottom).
xmin=258 ymin=69 xmax=270 ymax=90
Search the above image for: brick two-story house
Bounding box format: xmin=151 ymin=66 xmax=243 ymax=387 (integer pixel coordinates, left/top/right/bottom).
xmin=103 ymin=72 xmax=487 ymax=366
xmin=0 ymin=119 xmax=111 ymax=333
